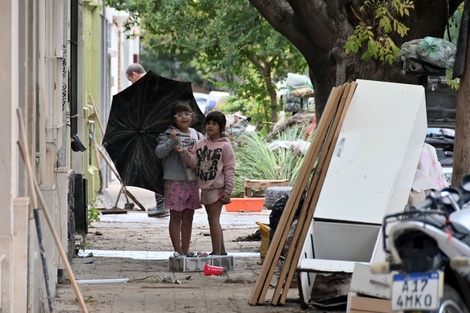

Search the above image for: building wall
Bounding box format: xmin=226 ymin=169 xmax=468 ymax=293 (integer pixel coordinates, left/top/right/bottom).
xmin=1 ymin=0 xmax=80 ymax=312
xmin=83 ymin=0 xmax=102 ymax=200
xmin=1 ymin=0 xmax=137 ymax=311
xmin=0 ymin=0 xmax=26 ymax=311
xmin=101 ymin=7 xmax=140 ymax=186
xmin=82 ymin=2 xmax=139 ymax=201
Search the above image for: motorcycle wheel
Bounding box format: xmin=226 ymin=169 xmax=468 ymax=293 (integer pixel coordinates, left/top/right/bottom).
xmin=406 ymin=284 xmax=469 ymax=313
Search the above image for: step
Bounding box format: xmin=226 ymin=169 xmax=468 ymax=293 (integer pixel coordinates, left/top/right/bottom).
xmin=169 ymin=255 xmax=234 ymax=272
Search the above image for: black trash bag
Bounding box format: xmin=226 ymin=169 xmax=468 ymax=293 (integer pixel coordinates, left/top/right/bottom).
xmin=269 ymin=195 xmax=289 ymax=243
xmin=269 ymin=192 xmax=305 ymax=243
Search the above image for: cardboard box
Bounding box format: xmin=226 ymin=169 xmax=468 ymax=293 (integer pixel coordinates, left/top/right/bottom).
xmin=347 ymin=292 xmax=397 ymax=313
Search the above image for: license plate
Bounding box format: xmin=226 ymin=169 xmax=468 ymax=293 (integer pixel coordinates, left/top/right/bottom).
xmin=391 ymin=271 xmax=442 ymax=311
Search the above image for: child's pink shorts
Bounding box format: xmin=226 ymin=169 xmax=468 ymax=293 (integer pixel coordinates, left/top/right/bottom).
xmin=164 ymin=180 xmax=202 ymax=212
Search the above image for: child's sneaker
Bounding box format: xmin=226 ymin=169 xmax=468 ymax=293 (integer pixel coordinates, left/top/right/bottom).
xmin=173 ymin=252 xmax=186 ymax=258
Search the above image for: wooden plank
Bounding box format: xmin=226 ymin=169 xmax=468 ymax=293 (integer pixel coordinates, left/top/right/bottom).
xmin=244 ymin=179 xmax=290 ymax=197
xmin=248 ymin=85 xmax=346 ymax=305
xmin=276 ymin=82 xmax=357 ymax=304
xmin=248 ymin=102 xmax=332 ymax=304
xmin=295 ymin=84 xmax=358 ymax=306
xmin=244 ymin=179 xmax=290 ymax=189
xmin=274 ymin=82 xmax=358 ymax=305
xmin=298 ymin=259 xmax=357 ymax=273
xmin=270 ymin=83 xmax=352 ymax=305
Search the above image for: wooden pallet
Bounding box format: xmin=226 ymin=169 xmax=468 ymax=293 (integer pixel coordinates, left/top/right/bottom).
xmin=243 ymin=179 xmax=290 ymax=197
xmin=272 ymin=82 xmax=357 ymax=305
xmin=248 ymin=82 xmax=357 ymax=306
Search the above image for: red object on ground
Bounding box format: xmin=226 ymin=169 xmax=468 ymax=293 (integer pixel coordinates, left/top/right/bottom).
xmin=204 ymin=264 xmax=224 ymax=276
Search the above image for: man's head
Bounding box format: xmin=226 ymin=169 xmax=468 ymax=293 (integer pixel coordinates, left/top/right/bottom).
xmin=126 ymin=63 xmax=146 ymax=84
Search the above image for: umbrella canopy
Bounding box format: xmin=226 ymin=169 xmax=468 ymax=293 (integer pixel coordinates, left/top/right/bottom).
xmin=102 ymin=70 xmax=205 ymax=195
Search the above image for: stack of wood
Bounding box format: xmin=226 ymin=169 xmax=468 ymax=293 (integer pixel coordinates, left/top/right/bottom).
xmin=249 ymin=82 xmax=357 ymax=306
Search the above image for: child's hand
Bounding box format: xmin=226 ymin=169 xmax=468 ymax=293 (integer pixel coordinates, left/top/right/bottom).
xmin=170 ymin=129 xmax=178 ymax=139
xmin=175 ymin=145 xmax=184 ymax=153
xmin=221 ymin=193 xmax=231 ymax=204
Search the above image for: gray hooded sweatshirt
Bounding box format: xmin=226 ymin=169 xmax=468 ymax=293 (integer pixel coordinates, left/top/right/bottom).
xmin=155 ymin=125 xmax=203 ymax=181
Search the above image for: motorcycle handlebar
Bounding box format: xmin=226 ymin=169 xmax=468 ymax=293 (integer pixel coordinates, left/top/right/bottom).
xmin=412 ymin=197 xmax=434 ymax=211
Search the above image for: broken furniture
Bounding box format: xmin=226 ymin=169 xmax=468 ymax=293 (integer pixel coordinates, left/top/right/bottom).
xmin=298 ymin=79 xmax=427 ymax=309
xmin=249 ymin=80 xmax=427 ymax=310
xmin=243 ymin=179 xmax=289 ymax=198
xmin=250 ymin=82 xmax=358 ymax=306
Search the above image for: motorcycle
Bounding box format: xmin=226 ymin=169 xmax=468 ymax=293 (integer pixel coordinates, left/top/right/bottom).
xmin=371 ymin=174 xmax=470 ymax=312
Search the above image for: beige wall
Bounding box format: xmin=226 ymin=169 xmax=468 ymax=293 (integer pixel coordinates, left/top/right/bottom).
xmin=0 ymin=1 xmax=29 ymax=311
xmin=0 ymin=0 xmax=75 ymax=312
xmin=1 ymin=0 xmax=136 ymax=311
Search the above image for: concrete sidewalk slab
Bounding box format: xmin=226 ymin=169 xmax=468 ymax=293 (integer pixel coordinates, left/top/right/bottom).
xmin=53 ymin=180 xmax=316 ymax=312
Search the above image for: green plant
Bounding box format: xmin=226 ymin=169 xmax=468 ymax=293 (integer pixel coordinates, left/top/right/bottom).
xmin=87 ymin=199 xmax=101 ymax=226
xmin=77 ymin=240 xmax=90 ymax=252
xmin=233 ymin=123 xmax=310 ymax=197
xmin=344 ymin=0 xmax=414 ymax=64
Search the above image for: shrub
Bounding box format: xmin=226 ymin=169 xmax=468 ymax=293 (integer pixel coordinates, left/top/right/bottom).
xmin=232 ymin=123 xmax=311 ymax=197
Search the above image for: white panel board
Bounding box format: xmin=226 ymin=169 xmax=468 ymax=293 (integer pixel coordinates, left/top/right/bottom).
xmin=313 ymin=221 xmax=380 ymax=262
xmin=314 ymin=80 xmax=426 ymax=224
xmin=350 ymin=262 xmax=391 ymax=299
xmin=299 ymin=80 xmax=427 ymax=305
xmin=298 ymin=222 xmax=316 ymax=308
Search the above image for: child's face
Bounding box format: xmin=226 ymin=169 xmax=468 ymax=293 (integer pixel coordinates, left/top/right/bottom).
xmin=205 ymin=120 xmax=221 ymax=139
xmin=173 ymin=111 xmax=193 ymax=130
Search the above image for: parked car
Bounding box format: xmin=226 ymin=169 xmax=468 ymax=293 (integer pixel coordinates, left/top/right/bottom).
xmin=423 ymin=76 xmax=457 ymax=184
xmin=193 ymin=92 xmax=209 ymax=114
xmin=425 ymin=127 xmax=454 ymax=183
xmin=225 ymin=112 xmax=256 ymax=142
xmin=204 ymin=91 xmax=230 ymax=114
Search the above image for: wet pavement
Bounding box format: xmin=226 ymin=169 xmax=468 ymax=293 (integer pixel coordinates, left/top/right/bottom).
xmin=53 ymin=179 xmax=319 ymax=313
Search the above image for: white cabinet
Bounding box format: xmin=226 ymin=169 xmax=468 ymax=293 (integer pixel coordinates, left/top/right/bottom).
xmin=311 ymin=79 xmax=427 ymax=262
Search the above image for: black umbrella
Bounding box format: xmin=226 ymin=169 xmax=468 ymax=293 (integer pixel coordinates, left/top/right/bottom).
xmin=102 ymin=70 xmax=205 ymax=195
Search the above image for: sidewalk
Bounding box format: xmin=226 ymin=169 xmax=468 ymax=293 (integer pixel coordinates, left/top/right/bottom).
xmin=53 ymin=179 xmax=309 ymax=313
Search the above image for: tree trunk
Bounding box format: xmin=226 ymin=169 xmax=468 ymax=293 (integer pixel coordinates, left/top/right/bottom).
xmin=453 ymin=37 xmax=470 ymax=186
xmin=264 ymin=73 xmax=278 ymax=123
xmin=249 ymin=0 xmax=462 ymax=118
xmin=251 ymin=0 xmax=470 ymax=185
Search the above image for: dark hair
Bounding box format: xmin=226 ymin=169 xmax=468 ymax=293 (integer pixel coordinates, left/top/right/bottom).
xmin=170 ymin=101 xmax=197 ymax=125
xmin=205 ymin=111 xmax=226 ymax=135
